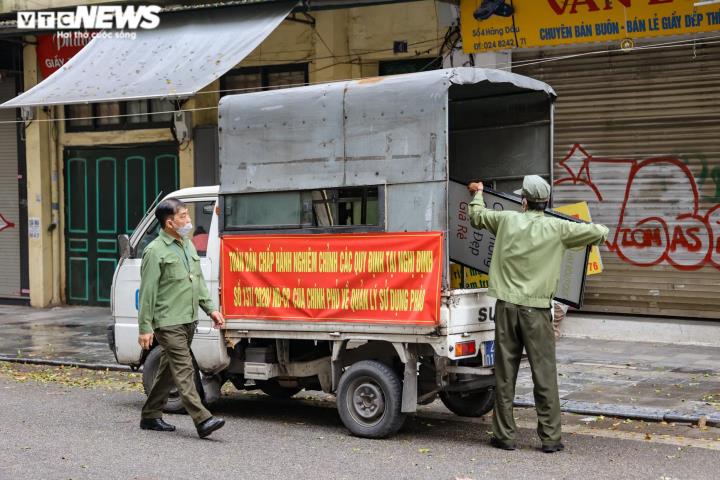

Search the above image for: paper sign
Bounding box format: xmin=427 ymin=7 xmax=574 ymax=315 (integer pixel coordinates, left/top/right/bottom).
xmin=28 ymin=217 xmax=40 ymax=240
xmin=553 ymin=201 xmax=603 ymax=276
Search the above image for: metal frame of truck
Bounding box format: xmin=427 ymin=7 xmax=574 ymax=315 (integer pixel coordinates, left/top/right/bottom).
xmin=109 ymin=67 xmax=556 ymax=438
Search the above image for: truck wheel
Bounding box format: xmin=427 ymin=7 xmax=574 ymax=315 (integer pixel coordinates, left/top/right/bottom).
xmin=256 ymin=379 xmax=302 ymax=399
xmin=439 ymin=388 xmax=495 ymax=417
xmin=142 ymin=346 xmax=204 ymax=414
xmin=337 ymin=360 xmax=406 ymax=439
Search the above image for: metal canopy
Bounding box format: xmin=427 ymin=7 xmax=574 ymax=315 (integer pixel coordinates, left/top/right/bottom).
xmin=218 ymin=67 xmax=556 ymax=194
xmin=0 ymin=1 xmax=295 ymax=108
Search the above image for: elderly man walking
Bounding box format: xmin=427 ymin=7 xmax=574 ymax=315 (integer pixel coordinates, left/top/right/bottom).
xmin=138 ymin=198 xmax=226 ymax=439
xmin=467 ymin=175 xmax=608 ymax=453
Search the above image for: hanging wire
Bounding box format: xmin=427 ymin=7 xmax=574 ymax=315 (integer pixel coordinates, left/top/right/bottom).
xmin=1 ymin=34 xmax=719 ymax=126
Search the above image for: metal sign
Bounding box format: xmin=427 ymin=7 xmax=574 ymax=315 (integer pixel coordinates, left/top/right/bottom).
xmin=460 ymin=0 xmax=720 ymax=53
xmin=448 ymin=180 xmax=590 ymax=308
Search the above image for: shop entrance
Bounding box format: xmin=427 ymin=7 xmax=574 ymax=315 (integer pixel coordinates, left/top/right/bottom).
xmin=64 ymin=144 xmax=178 ymax=305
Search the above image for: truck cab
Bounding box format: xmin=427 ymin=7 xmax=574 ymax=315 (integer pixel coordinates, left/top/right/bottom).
xmin=110 ymin=186 xmax=228 ymax=372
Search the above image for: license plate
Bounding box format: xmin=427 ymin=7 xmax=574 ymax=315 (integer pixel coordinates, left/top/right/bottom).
xmin=482 ymin=340 xmax=495 ymax=366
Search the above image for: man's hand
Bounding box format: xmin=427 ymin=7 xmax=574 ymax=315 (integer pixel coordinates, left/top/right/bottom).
xmin=138 ymin=333 xmax=154 ymax=350
xmin=468 ymin=181 xmax=484 ymax=195
xmin=210 ymin=311 xmax=225 ymax=329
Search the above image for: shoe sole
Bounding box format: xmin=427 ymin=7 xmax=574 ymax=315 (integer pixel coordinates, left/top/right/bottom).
xmin=140 ymin=426 xmax=175 ymax=432
xmin=198 ymin=420 xmax=225 ymax=439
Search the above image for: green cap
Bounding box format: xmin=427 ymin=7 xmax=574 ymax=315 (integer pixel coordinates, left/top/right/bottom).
xmin=514 ymin=175 xmax=551 ymax=202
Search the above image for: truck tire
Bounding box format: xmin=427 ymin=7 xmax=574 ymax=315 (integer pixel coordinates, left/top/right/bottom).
xmin=256 ymin=379 xmax=302 ymax=399
xmin=439 ymin=388 xmax=495 ymax=417
xmin=141 ymin=346 xmax=204 ymax=414
xmin=337 ymin=360 xmax=406 ymax=439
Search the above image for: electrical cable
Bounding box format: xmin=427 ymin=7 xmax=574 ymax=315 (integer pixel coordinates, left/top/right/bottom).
xmin=2 ymin=35 xmax=719 ymax=125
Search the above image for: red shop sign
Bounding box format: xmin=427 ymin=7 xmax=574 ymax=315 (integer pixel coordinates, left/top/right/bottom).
xmin=36 ymin=32 xmax=94 ymax=78
xmin=220 ymin=232 xmax=444 ymax=326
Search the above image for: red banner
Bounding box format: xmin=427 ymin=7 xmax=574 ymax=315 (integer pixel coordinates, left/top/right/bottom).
xmin=220 ymin=232 xmax=443 ymax=325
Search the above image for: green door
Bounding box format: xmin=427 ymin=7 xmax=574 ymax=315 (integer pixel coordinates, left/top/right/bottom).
xmin=64 ymin=144 xmax=178 ymax=306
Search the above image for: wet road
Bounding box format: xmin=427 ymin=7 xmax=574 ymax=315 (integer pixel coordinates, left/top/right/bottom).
xmin=1 ymin=362 xmax=718 ymax=480
xmin=0 ymin=305 xmax=112 ymax=364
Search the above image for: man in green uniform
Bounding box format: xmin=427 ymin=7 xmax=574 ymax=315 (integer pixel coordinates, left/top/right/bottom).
xmin=138 ymin=198 xmax=226 ymax=439
xmin=467 ymin=176 xmax=608 ymax=453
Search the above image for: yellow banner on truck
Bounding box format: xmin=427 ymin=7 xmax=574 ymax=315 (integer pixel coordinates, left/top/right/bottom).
xmin=554 ymin=201 xmax=604 ymax=276
xmin=461 ymin=0 xmax=720 ymax=53
xmin=450 ymin=263 xmax=489 ymax=289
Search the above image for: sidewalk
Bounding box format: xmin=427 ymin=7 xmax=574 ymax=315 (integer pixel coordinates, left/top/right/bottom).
xmin=1 ymin=304 xmax=718 ymax=425
xmin=0 ymin=304 xmax=114 ymax=367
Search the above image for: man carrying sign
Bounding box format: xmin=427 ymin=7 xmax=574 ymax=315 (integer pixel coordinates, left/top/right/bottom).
xmin=467 ymin=175 xmax=608 ymax=453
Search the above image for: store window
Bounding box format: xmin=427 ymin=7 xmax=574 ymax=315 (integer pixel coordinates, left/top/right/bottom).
xmin=65 ymin=98 xmax=174 ymax=132
xmin=378 ymin=57 xmax=442 ymax=76
xmin=220 ymin=63 xmax=308 ymax=96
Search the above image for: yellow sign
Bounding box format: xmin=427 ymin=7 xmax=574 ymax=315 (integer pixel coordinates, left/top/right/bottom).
xmin=553 ymin=201 xmax=604 ymax=275
xmin=461 ymin=0 xmax=720 ymax=53
xmin=450 ymin=263 xmax=490 ymax=289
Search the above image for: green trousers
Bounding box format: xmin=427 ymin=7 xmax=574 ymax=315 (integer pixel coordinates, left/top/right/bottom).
xmin=492 ymin=300 xmax=562 ymax=446
xmin=141 ymin=321 xmax=211 ymax=426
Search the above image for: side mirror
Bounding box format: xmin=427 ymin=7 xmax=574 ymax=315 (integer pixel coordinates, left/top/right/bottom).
xmin=118 ymin=234 xmax=133 ymax=259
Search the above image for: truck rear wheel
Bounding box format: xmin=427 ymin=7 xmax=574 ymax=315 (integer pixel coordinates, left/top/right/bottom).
xmin=439 ymin=388 xmax=495 ymax=417
xmin=337 ymin=360 xmax=406 ymax=439
xmin=142 ymin=346 xmax=204 ymax=414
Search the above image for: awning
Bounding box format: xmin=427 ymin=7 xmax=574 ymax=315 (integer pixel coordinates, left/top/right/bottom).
xmin=0 ymin=1 xmax=295 ymax=108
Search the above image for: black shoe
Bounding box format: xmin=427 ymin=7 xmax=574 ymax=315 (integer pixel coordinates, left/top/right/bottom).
xmin=542 ymin=442 xmax=565 ymax=453
xmin=140 ymin=418 xmax=175 ymax=432
xmin=490 ymin=437 xmax=516 ymax=451
xmin=197 ymin=416 xmax=225 ymax=438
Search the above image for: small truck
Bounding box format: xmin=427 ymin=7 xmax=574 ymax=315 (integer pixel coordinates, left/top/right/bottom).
xmin=109 ymin=67 xmax=556 ymax=438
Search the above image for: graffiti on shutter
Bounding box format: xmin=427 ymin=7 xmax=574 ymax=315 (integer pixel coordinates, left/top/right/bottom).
xmin=0 ymin=213 xmax=15 ymax=233
xmin=555 ymin=144 xmax=720 ymax=272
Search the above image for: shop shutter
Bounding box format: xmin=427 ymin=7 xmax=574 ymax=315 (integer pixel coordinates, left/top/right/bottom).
xmin=0 ymin=77 xmax=22 ymax=299
xmin=513 ymin=42 xmax=720 ymax=319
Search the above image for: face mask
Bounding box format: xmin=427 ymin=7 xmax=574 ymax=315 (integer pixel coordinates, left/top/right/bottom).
xmin=175 ymin=221 xmax=193 ymax=238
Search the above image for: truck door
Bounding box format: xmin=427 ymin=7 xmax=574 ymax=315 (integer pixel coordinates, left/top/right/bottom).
xmin=111 ymin=197 xmax=219 ymax=365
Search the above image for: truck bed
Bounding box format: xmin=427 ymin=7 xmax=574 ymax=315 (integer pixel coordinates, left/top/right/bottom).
xmin=223 ymin=288 xmax=495 ymax=338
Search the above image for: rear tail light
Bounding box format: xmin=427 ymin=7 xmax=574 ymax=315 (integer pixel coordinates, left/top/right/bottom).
xmin=454 ymin=341 xmax=476 ymax=357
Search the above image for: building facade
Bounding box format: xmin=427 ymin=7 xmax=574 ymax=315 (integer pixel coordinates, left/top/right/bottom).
xmin=0 ymin=0 xmax=451 ymax=307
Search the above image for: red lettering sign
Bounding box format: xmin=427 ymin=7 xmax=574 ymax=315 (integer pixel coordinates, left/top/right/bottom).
xmin=36 ymin=32 xmax=94 ymax=78
xmin=220 ymin=232 xmax=443 ymax=325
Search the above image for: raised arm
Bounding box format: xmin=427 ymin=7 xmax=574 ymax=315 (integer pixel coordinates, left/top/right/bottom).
xmin=467 ymin=182 xmax=503 ymax=235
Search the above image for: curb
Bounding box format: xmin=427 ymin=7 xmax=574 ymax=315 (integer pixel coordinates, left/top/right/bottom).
xmin=0 ymin=355 xmax=132 ymax=372
xmin=515 ymin=399 xmax=720 ymax=428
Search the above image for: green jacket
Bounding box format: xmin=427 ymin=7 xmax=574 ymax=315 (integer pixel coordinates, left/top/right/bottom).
xmin=469 ymin=192 xmax=609 ymax=308
xmin=138 ymin=229 xmax=216 ymax=334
